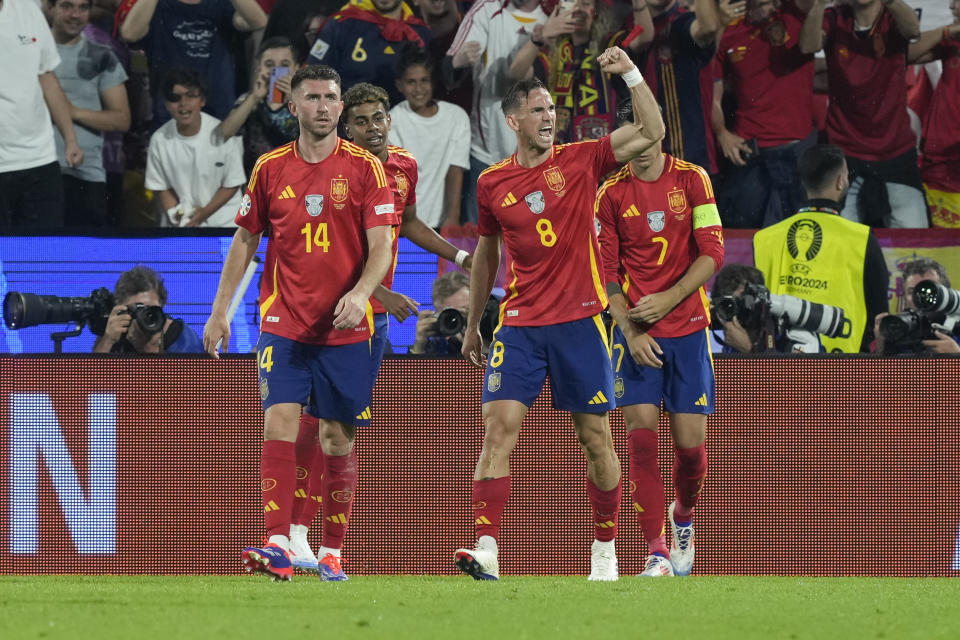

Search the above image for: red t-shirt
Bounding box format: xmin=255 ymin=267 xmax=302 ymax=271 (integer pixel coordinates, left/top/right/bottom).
xmin=477 ymin=137 xmax=619 ymax=326
xmin=236 ymin=139 xmax=398 ymax=345
xmin=595 ymin=155 xmax=725 ymax=339
xmin=717 ymin=3 xmax=814 ymax=147
xmin=822 ymin=6 xmax=915 ymax=161
xmin=370 ymin=146 xmax=418 ymax=315
xmin=920 ymin=40 xmax=960 ymax=192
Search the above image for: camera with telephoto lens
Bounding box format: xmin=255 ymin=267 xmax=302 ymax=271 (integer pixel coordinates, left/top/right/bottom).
xmin=435 ymin=297 xmax=500 ymax=342
xmin=3 ymin=289 xmax=165 ymax=336
xmin=712 ymin=283 xmax=850 ymax=340
xmin=877 ymin=279 xmax=960 ymax=352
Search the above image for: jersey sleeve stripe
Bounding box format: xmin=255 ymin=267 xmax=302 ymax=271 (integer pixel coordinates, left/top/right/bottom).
xmin=248 ymin=145 xmax=293 ymax=192
xmin=594 ymin=165 xmax=630 ymax=214
xmin=478 ymin=157 xmax=512 ymax=180
xmin=343 ymin=143 xmax=388 ymax=188
xmin=675 ymin=159 xmax=715 ymax=199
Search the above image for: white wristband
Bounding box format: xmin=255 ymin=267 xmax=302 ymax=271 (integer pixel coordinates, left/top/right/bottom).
xmin=621 ymin=66 xmax=643 ymax=88
xmin=454 ymin=249 xmax=470 ymax=268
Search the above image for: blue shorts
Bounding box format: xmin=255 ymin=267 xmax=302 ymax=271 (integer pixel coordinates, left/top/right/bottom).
xmin=256 ymin=332 xmax=373 ymax=426
xmin=371 ymin=312 xmax=389 ymax=383
xmin=611 ymin=325 xmax=715 ymax=414
xmin=482 ymin=315 xmax=615 ymax=413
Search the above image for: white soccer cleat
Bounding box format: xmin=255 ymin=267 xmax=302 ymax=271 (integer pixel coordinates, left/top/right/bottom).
xmin=668 ymin=501 xmax=696 ymax=576
xmin=639 ymin=554 xmax=675 ymax=577
xmin=288 ymin=525 xmax=319 ymax=572
xmin=454 ymin=535 xmax=499 ymax=580
xmin=587 ymin=539 xmax=618 ymax=581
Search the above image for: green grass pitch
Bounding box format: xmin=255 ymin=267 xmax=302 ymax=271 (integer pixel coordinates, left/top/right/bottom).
xmin=2 ymin=576 xmax=958 ymax=639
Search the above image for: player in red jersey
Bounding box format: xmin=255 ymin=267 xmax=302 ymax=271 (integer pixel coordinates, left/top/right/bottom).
xmin=453 ymin=46 xmax=665 ymax=582
xmin=202 ymin=65 xmax=398 ymax=582
xmin=285 ymin=82 xmax=476 ymax=571
xmin=596 ymin=99 xmax=724 ymax=577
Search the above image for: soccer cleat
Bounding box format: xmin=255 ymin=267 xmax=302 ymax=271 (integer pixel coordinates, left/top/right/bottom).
xmin=241 ymin=543 xmax=293 ymax=581
xmin=639 ymin=554 xmax=675 ymax=577
xmin=668 ymin=501 xmax=696 ymax=576
xmin=454 ymin=537 xmax=499 ymax=581
xmin=318 ymin=552 xmax=349 ymax=581
xmin=288 ymin=531 xmax=319 ymax=572
xmin=587 ymin=539 xmax=618 ymax=581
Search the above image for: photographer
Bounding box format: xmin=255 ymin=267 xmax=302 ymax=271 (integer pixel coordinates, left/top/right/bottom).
xmin=93 ymin=266 xmax=203 ymax=354
xmin=873 ymin=258 xmax=960 ymax=355
xmin=409 ymin=271 xmax=470 ymax=355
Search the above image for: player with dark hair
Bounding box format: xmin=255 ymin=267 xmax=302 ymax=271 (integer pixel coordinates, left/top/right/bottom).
xmin=595 ymin=97 xmax=724 ymax=577
xmin=203 ymin=64 xmax=398 ymax=582
xmin=453 ymin=46 xmax=665 ymax=582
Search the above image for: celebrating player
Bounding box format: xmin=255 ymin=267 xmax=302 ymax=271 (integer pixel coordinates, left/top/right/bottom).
xmin=285 ymin=82 xmax=475 ymax=573
xmin=595 ymin=100 xmax=724 ymax=577
xmin=453 ymin=46 xmax=665 ymax=582
xmin=202 ymin=65 xmax=398 ymax=582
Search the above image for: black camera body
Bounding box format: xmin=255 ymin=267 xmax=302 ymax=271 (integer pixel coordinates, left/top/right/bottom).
xmin=3 ymin=289 xmax=165 ymax=336
xmin=435 ymin=297 xmax=500 ymax=342
xmin=878 ymin=279 xmax=960 ymax=352
xmin=120 ymin=302 xmax=166 ymax=335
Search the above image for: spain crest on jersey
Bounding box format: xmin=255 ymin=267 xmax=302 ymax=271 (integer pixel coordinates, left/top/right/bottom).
xmin=331 ymin=178 xmax=349 ymax=203
xmin=647 ymin=210 xmax=665 ymax=232
xmin=525 ymin=191 xmax=545 ymax=214
xmin=305 ymin=194 xmax=324 ymax=217
xmin=395 ymin=172 xmax=408 ymax=201
xmin=487 ymin=371 xmax=501 ymax=392
xmin=543 ymin=166 xmax=565 ymax=192
xmin=667 ymin=188 xmax=687 ymax=214
xmin=614 ymin=376 xmax=624 ymax=399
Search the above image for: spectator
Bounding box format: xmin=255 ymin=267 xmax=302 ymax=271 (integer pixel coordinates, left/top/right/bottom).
xmin=753 ymin=143 xmax=888 ymax=352
xmin=389 ymin=47 xmax=471 ymax=229
xmin=262 ymin=0 xmax=342 ymax=62
xmin=414 ymin=0 xmax=472 ymax=110
xmin=92 ymin=265 xmax=204 ymax=353
xmin=907 ymin=7 xmax=960 ymax=228
xmin=508 ymin=0 xmax=653 ymax=143
xmin=49 ymin=0 xmax=130 ymax=228
xmin=145 ymin=68 xmax=245 ymax=227
xmin=118 ymin=0 xmax=267 ymax=129
xmin=409 ymin=270 xmax=470 ymax=354
xmin=799 ymin=0 xmax=926 ymax=228
xmin=445 ymin=0 xmax=549 ymax=224
xmin=873 ymin=257 xmax=960 ymax=354
xmin=633 ymin=0 xmax=722 ymax=173
xmin=306 ymin=0 xmax=431 ymax=105
xmin=713 ymin=0 xmax=816 ymax=228
xmin=0 ymin=0 xmax=83 ymax=227
xmin=217 ymin=36 xmax=300 ymax=173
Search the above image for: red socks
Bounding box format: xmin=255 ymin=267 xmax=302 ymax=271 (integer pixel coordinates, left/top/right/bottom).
xmin=628 ymin=429 xmax=668 ymax=556
xmin=673 ymin=443 xmax=707 ymax=522
xmin=472 ymin=476 xmax=511 ymax=540
xmin=292 ymin=414 xmax=324 ymax=526
xmin=261 ymin=439 xmax=296 ymax=538
xmin=586 ymin=478 xmax=621 ymax=542
xmin=321 ymin=450 xmax=358 ymax=549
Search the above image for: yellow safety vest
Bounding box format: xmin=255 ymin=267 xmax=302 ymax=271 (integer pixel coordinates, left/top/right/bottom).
xmin=753 ymin=210 xmax=870 ymax=353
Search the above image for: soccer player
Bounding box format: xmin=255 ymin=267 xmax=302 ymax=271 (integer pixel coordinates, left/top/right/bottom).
xmin=284 ymin=82 xmax=474 ymax=572
xmin=453 ymin=46 xmax=665 ymax=582
xmin=202 ymin=64 xmax=398 ymax=582
xmin=595 ymin=100 xmax=724 ymax=577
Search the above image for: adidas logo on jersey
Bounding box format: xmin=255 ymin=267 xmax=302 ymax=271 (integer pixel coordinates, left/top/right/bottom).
xmin=501 ymin=192 xmax=517 ymax=207
xmin=587 ymin=390 xmax=608 ymax=405
xmin=622 ymin=204 xmax=642 ymax=218
xmin=355 ymin=407 xmax=372 ymax=420
xmin=278 ymin=185 xmax=297 ymax=199
xmin=694 ymin=394 xmax=708 ymax=407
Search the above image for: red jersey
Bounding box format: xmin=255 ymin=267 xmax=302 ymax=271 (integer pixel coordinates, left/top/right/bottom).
xmin=370 ymin=145 xmax=418 ymax=315
xmin=477 ymin=137 xmax=618 ymax=326
xmin=236 ymin=139 xmax=397 ymax=345
xmin=822 ymin=6 xmax=915 ymax=161
xmin=920 ymin=40 xmax=960 ymax=192
xmin=595 ymin=155 xmax=725 ymax=338
xmin=717 ymin=2 xmax=814 ymax=147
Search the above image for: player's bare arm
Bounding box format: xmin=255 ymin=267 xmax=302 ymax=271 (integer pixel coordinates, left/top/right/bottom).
xmin=400 ymin=203 xmax=473 ymax=271
xmin=372 ymin=284 xmax=420 ymax=322
xmin=607 ymin=284 xmax=664 ymax=368
xmin=203 ymin=226 xmax=262 ymax=357
xmin=629 ymin=255 xmax=717 ymax=324
xmin=601 ymin=47 xmax=666 ymax=163
xmin=333 ymin=224 xmax=394 ymax=329
xmin=462 ymin=233 xmax=501 ymax=367
xmin=799 ymin=0 xmax=826 ymax=54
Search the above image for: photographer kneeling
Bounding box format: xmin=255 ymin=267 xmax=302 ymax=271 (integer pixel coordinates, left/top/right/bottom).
xmin=409 ymin=271 xmax=497 ymax=355
xmin=873 ymin=258 xmax=960 ymax=355
xmin=93 ymin=266 xmax=203 ymax=354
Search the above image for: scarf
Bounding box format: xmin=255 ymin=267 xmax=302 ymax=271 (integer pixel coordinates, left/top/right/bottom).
xmin=335 ymin=0 xmax=427 ymax=46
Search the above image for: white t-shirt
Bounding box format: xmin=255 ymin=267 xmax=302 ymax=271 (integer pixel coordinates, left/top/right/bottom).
xmin=447 ymin=0 xmax=547 ymax=165
xmin=389 ymin=100 xmax=471 ymax=228
xmin=145 ymin=112 xmax=245 ymax=227
xmin=0 ymin=0 xmax=60 ymax=173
